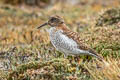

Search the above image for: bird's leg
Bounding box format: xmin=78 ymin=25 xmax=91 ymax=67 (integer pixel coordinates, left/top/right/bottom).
xmin=74 ymin=56 xmax=80 ymax=62
xmin=73 ymin=56 xmax=80 ymax=72
xmin=63 ymin=53 xmax=68 ymax=58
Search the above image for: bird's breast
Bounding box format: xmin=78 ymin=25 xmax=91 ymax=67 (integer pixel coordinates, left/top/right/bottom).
xmin=48 ymin=27 xmax=79 ymax=53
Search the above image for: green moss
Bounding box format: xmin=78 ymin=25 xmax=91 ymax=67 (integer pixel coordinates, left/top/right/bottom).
xmin=7 ymin=58 xmax=70 ymax=80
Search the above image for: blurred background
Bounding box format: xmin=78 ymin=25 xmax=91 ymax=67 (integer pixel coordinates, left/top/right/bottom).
xmin=0 ymin=0 xmax=120 ymax=80
xmin=0 ymin=0 xmax=120 ymax=45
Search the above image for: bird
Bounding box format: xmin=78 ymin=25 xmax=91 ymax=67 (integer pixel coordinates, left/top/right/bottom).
xmin=37 ymin=15 xmax=104 ymax=61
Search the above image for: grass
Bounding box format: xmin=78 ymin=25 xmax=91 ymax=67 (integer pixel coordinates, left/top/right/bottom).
xmin=0 ymin=0 xmax=120 ymax=80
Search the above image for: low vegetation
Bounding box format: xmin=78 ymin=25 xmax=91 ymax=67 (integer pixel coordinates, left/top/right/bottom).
xmin=0 ymin=0 xmax=120 ymax=80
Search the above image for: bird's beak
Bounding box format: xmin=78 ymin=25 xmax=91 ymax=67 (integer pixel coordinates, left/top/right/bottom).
xmin=37 ymin=22 xmax=48 ymax=29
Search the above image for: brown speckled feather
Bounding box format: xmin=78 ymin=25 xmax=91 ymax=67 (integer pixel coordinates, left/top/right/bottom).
xmin=57 ymin=24 xmax=103 ymax=60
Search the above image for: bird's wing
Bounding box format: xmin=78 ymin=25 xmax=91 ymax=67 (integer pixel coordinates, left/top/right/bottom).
xmin=62 ymin=30 xmax=103 ymax=60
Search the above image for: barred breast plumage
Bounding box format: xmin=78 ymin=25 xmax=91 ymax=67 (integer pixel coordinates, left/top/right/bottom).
xmin=48 ymin=27 xmax=94 ymax=56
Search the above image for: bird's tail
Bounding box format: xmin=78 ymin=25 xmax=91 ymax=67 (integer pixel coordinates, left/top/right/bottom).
xmin=89 ymin=50 xmax=110 ymax=67
xmin=88 ymin=49 xmax=103 ymax=61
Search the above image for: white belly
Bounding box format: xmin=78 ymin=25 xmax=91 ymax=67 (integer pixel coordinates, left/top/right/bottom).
xmin=48 ymin=27 xmax=86 ymax=55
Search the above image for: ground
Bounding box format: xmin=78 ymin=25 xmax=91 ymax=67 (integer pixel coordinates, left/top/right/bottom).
xmin=0 ymin=0 xmax=120 ymax=80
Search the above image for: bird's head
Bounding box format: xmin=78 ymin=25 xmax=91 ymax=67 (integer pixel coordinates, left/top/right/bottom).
xmin=37 ymin=15 xmax=64 ymax=29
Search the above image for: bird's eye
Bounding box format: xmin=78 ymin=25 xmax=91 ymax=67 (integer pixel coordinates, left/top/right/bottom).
xmin=50 ymin=18 xmax=56 ymax=22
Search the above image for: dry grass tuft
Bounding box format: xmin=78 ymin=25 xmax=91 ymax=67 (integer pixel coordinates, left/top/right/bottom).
xmin=85 ymin=58 xmax=120 ymax=80
xmin=96 ymin=7 xmax=120 ymax=26
xmin=0 ymin=0 xmax=120 ymax=80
